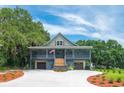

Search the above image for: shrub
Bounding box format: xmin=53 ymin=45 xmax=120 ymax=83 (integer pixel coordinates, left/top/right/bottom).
xmin=2 ymin=74 xmax=7 ymax=81
xmin=112 ymin=70 xmax=115 ymax=73
xmin=93 ymin=78 xmax=96 ymax=80
xmin=68 ymin=66 xmax=74 ymax=70
xmin=108 ymin=79 xmax=113 ymax=84
xmin=10 ymin=73 xmax=15 ymax=79
xmin=91 ymin=81 xmax=96 ymax=83
xmin=99 ymin=81 xmax=104 ymax=85
xmin=107 ymin=70 xmax=109 ymax=73
xmin=103 ymin=69 xmax=105 ymax=72
xmin=102 ymin=78 xmax=106 ymax=81
xmin=116 ymin=78 xmax=121 ymax=83
xmin=96 ymin=75 xmax=100 ymax=77
xmin=102 ymin=76 xmax=105 ymax=79
xmin=122 ymin=83 xmax=124 ymax=86
xmin=118 ymin=70 xmax=121 ymax=74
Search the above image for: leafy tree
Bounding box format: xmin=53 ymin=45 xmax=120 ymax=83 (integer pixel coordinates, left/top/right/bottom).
xmin=0 ymin=7 xmax=50 ymax=68
xmin=76 ymin=39 xmax=124 ymax=69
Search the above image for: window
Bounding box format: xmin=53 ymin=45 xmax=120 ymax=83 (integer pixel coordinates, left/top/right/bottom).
xmin=56 ymin=41 xmax=63 ymax=46
xmin=60 ymin=41 xmax=62 ymax=45
xmin=57 ymin=41 xmax=59 ymax=46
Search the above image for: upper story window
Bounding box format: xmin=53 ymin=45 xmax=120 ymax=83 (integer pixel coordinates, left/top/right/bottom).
xmin=56 ymin=41 xmax=63 ymax=46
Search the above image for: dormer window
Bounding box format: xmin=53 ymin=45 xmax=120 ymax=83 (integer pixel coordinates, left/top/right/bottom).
xmin=56 ymin=41 xmax=63 ymax=46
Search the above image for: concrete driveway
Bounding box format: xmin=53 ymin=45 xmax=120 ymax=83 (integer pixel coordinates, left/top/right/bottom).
xmin=0 ymin=70 xmax=101 ymax=87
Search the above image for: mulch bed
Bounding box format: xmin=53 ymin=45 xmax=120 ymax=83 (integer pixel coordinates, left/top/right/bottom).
xmin=87 ymin=74 xmax=124 ymax=87
xmin=0 ymin=70 xmax=24 ymax=82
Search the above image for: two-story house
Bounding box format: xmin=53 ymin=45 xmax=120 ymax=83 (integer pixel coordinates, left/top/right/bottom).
xmin=29 ymin=33 xmax=92 ymax=70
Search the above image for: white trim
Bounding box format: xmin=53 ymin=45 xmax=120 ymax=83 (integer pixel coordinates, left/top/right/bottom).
xmin=83 ymin=61 xmax=86 ymax=70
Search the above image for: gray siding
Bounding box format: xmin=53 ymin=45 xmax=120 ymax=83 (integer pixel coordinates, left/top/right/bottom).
xmin=66 ymin=59 xmax=74 ymax=66
xmin=48 ymin=34 xmax=74 ymax=46
xmin=46 ymin=60 xmax=54 ymax=69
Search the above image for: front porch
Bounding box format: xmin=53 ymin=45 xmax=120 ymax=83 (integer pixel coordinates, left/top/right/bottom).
xmin=29 ymin=48 xmax=91 ymax=70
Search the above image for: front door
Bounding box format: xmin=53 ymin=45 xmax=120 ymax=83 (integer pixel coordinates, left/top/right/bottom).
xmin=55 ymin=49 xmax=64 ymax=58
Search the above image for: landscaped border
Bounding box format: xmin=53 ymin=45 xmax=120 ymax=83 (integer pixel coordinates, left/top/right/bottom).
xmin=87 ymin=74 xmax=124 ymax=87
xmin=0 ymin=70 xmax=24 ymax=82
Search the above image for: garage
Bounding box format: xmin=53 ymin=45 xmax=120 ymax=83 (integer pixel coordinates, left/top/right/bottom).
xmin=74 ymin=63 xmax=83 ymax=70
xmin=36 ymin=62 xmax=46 ymax=69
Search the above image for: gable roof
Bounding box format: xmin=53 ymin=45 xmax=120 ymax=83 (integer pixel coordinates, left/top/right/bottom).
xmin=44 ymin=33 xmax=76 ymax=46
xmin=29 ymin=33 xmax=93 ymax=50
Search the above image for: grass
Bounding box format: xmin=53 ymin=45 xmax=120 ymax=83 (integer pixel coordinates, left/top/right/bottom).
xmin=96 ymin=69 xmax=124 ymax=82
xmin=0 ymin=66 xmax=20 ymax=71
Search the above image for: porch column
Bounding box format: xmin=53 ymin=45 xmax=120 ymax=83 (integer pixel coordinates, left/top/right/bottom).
xmin=46 ymin=49 xmax=48 ymax=58
xmin=72 ymin=49 xmax=74 ymax=59
xmin=29 ymin=50 xmax=32 ymax=69
xmin=64 ymin=49 xmax=66 ymax=65
xmin=90 ymin=49 xmax=92 ymax=70
xmin=54 ymin=49 xmax=55 ymax=66
xmin=83 ymin=61 xmax=86 ymax=70
xmin=90 ymin=49 xmax=91 ymax=59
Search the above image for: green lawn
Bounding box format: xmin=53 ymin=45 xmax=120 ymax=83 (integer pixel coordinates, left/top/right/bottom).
xmin=96 ymin=69 xmax=124 ymax=82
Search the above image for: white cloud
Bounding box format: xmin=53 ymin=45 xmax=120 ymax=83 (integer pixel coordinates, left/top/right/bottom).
xmin=91 ymin=33 xmax=102 ymax=38
xmin=43 ymin=21 xmax=124 ymax=47
xmin=36 ymin=8 xmax=124 ymax=47
xmin=0 ymin=5 xmax=14 ymax=9
xmin=43 ymin=23 xmax=87 ymax=35
xmin=57 ymin=13 xmax=96 ymax=29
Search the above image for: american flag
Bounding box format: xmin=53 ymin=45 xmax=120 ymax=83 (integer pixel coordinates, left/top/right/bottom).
xmin=49 ymin=49 xmax=55 ymax=54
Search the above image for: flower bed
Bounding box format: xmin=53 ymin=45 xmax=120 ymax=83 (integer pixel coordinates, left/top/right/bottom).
xmin=87 ymin=74 xmax=124 ymax=87
xmin=0 ymin=70 xmax=24 ymax=82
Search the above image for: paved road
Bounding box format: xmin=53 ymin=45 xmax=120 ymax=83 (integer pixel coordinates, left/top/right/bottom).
xmin=0 ymin=70 xmax=101 ymax=87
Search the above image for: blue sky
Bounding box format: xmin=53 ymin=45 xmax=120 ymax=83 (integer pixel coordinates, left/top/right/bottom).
xmin=1 ymin=5 xmax=124 ymax=46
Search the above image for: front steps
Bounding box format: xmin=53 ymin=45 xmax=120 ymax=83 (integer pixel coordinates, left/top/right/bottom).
xmin=53 ymin=58 xmax=67 ymax=71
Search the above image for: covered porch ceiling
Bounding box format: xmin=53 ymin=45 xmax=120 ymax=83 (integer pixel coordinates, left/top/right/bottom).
xmin=28 ymin=46 xmax=93 ymax=50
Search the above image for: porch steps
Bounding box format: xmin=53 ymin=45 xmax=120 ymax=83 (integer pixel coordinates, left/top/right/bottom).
xmin=54 ymin=58 xmax=67 ymax=71
xmin=54 ymin=58 xmax=65 ymax=66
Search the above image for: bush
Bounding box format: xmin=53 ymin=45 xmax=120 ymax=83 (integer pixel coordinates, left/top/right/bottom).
xmin=2 ymin=74 xmax=7 ymax=81
xmin=93 ymin=78 xmax=96 ymax=80
xmin=102 ymin=76 xmax=105 ymax=79
xmin=107 ymin=70 xmax=109 ymax=73
xmin=99 ymin=81 xmax=104 ymax=85
xmin=108 ymin=79 xmax=113 ymax=84
xmin=0 ymin=67 xmax=10 ymax=71
xmin=102 ymin=78 xmax=106 ymax=81
xmin=91 ymin=81 xmax=96 ymax=83
xmin=0 ymin=52 xmax=6 ymax=66
xmin=112 ymin=70 xmax=115 ymax=73
xmin=118 ymin=70 xmax=121 ymax=74
xmin=122 ymin=83 xmax=124 ymax=86
xmin=96 ymin=75 xmax=100 ymax=77
xmin=68 ymin=66 xmax=74 ymax=70
xmin=116 ymin=78 xmax=121 ymax=83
